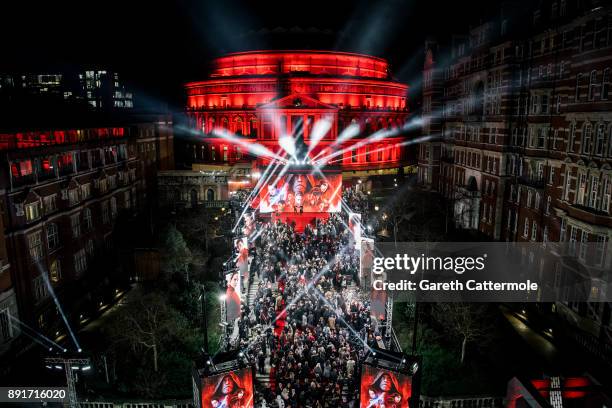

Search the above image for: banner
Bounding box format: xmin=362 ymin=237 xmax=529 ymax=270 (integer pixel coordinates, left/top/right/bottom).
xmin=360 ymin=364 xmax=412 ymax=408
xmin=200 ymin=368 xmax=254 ymax=408
xmin=258 ymin=173 xmax=342 ymax=213
xmin=225 ymin=271 xmax=241 ymax=322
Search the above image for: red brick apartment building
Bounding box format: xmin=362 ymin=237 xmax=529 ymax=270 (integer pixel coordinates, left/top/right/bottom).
xmin=418 ymin=0 xmax=611 ymax=357
xmin=0 ymin=115 xmax=173 ymax=358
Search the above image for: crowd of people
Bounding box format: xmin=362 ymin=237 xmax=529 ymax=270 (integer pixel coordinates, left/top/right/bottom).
xmin=233 ymin=211 xmax=386 ymax=407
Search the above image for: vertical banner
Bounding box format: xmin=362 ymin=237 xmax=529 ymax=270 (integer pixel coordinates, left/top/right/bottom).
xmin=349 ymin=212 xmax=362 ymax=249
xmin=200 ymin=368 xmax=254 ymax=408
xmin=234 ymin=236 xmax=249 ymax=290
xmin=225 ymin=271 xmax=242 ymax=322
xmin=360 ymin=364 xmax=412 ymax=408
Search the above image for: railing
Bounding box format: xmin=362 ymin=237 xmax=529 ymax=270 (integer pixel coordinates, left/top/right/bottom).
xmin=79 ymin=400 xmax=193 ymax=408
xmin=419 ymin=395 xmax=503 ymax=408
xmin=201 ymin=200 xmax=229 ymax=208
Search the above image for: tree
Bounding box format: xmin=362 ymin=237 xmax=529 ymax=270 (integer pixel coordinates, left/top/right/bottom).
xmin=433 ymin=303 xmax=491 ymax=364
xmin=108 ymin=292 xmax=187 ymax=372
xmin=162 ymin=225 xmax=192 ymax=278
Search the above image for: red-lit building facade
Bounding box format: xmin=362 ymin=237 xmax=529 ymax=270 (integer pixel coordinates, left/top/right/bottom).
xmin=181 ymin=50 xmax=410 ymax=175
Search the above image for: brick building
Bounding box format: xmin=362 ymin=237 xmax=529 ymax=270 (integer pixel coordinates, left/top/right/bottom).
xmin=418 ymin=0 xmax=611 ymax=351
xmin=0 ymin=114 xmax=173 ymax=357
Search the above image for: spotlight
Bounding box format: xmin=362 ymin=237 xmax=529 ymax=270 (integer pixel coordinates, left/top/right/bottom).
xmin=78 ymin=348 xmax=82 ymax=353
xmin=219 ymin=294 xmax=227 ymax=301
xmin=82 ymin=365 xmax=92 ymax=371
xmin=374 ymin=205 xmax=379 ymax=211
xmin=239 ymin=352 xmax=244 ymax=358
xmin=63 ymin=348 xmax=67 ymax=353
xmin=410 ymin=362 xmax=419 ymax=374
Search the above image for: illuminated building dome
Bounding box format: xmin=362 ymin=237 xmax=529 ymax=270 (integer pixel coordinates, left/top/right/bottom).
xmin=183 ymin=50 xmax=410 ymax=174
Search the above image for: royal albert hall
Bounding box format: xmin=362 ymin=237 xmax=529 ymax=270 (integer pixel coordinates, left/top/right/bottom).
xmin=184 ymin=50 xmax=410 ymax=175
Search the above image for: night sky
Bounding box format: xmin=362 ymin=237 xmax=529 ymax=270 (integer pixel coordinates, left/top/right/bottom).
xmin=1 ymin=0 xmax=514 ymax=110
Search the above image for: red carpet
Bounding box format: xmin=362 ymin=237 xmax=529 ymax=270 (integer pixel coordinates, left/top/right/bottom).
xmin=271 ymin=211 xmax=330 ymax=233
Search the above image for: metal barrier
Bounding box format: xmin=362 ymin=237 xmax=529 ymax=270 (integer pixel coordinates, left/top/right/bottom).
xmin=419 ymin=395 xmax=503 ymax=408
xmin=79 ymin=400 xmax=193 ymax=408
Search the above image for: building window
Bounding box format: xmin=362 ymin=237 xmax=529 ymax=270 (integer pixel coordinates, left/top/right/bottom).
xmin=602 ymin=176 xmax=611 ymax=213
xmin=43 ymin=195 xmax=57 ymax=214
xmin=0 ymin=308 xmax=14 ymax=343
xmin=110 ymin=197 xmax=117 ymax=219
xmin=569 ymin=225 xmax=578 ymax=255
xmin=546 ymin=196 xmax=551 ymax=214
xmin=568 ymin=123 xmax=576 ymax=152
xmin=588 ymin=70 xmax=597 ymax=101
xmin=577 ymin=173 xmax=587 ymax=205
xmin=49 ymin=260 xmax=61 ymax=284
xmin=33 ymin=275 xmax=48 ymax=301
xmin=81 ymin=183 xmax=92 ymax=199
xmin=527 ymin=190 xmax=533 ymax=207
xmin=223 ymin=146 xmax=228 ymax=162
xmin=25 ymin=202 xmax=42 ymax=222
xmin=595 ymin=235 xmax=608 ymax=266
xmin=86 ymin=239 xmax=94 ymax=255
xmin=589 ymin=175 xmax=599 ymax=208
xmin=46 ymin=223 xmax=59 ymax=250
xmin=102 ymin=201 xmax=110 ymax=224
xmin=579 ymin=231 xmax=588 ymax=260
xmin=83 ymin=208 xmax=93 ymax=230
xmin=124 ymin=191 xmax=131 ymax=209
xmin=602 ymin=68 xmax=610 ymax=100
xmin=74 ymin=249 xmax=87 ymax=275
xmin=531 ymin=221 xmax=537 ymax=241
xmin=595 ymin=123 xmax=605 ymax=155
xmin=582 ymin=123 xmax=592 ymax=154
xmin=71 ymin=213 xmax=81 ymax=238
xmin=575 ymin=74 xmax=582 ymax=101
xmin=523 ymin=217 xmax=529 ymax=238
xmin=68 ymin=188 xmax=79 ymax=205
xmin=28 ymin=231 xmax=43 ymax=261
xmin=535 ymin=192 xmax=541 ymax=209
xmin=564 ymin=170 xmax=572 ymax=200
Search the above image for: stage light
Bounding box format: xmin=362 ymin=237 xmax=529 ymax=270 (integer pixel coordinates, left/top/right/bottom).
xmin=374 ymin=205 xmax=379 ymax=211
xmin=410 ymin=361 xmax=419 ymax=374
xmin=358 ymin=179 xmax=362 ymax=184
xmin=279 ymin=134 xmax=296 ymax=156
xmin=78 ymin=348 xmax=82 ymax=353
xmin=367 ymin=191 xmax=371 ymax=195
xmin=82 ymin=365 xmax=91 ymax=371
xmin=219 ymin=294 xmax=227 ymax=301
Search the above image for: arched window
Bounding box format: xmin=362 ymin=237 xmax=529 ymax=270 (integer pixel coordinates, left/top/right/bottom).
xmin=582 ymin=123 xmax=592 ymax=154
xmin=206 ymin=189 xmax=215 ymax=201
xmin=234 ymin=117 xmax=243 ymax=136
xmin=588 ymin=70 xmax=597 ymax=101
xmin=249 ymin=118 xmax=258 ymax=138
xmin=190 ymin=189 xmax=198 ymax=207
